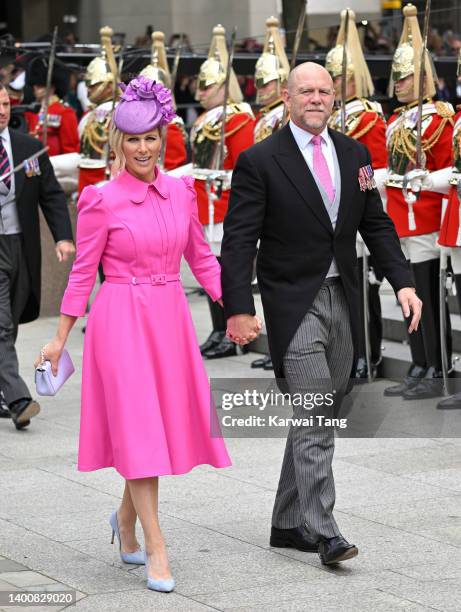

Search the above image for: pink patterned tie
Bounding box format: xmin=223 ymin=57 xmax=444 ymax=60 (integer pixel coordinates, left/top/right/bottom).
xmin=311 ymin=134 xmax=335 ymax=202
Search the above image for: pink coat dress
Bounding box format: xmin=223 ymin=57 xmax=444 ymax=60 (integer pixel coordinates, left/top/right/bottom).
xmin=61 ymin=168 xmax=231 ymax=479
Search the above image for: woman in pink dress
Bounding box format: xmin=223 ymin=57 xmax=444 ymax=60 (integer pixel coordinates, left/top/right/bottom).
xmin=35 ymin=76 xmax=260 ymax=593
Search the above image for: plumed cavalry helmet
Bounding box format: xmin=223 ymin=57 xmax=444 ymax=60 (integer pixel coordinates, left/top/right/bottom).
xmin=325 ymin=9 xmax=374 ymax=98
xmin=196 ymin=24 xmax=243 ymax=103
xmin=140 ymin=31 xmax=170 ymax=87
xmin=389 ymin=3 xmax=437 ymax=98
xmin=254 ymin=16 xmax=289 ymax=95
xmin=85 ymin=26 xmax=117 ymax=89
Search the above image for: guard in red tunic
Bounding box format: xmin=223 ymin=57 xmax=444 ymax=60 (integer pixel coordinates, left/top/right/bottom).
xmin=384 ymin=4 xmax=454 ymax=400
xmin=191 ymin=25 xmax=254 ymax=359
xmin=25 ymin=58 xmax=79 ymax=157
xmin=77 ymin=26 xmax=118 ymax=194
xmin=326 ymin=9 xmax=388 ymax=382
xmin=436 ymin=49 xmax=461 ymax=409
xmin=139 ymin=30 xmax=187 ymax=171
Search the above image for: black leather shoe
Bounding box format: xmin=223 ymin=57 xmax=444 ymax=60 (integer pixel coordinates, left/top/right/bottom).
xmin=318 ymin=535 xmax=358 ymax=565
xmin=384 ymin=364 xmax=426 ymax=397
xmin=9 ymin=398 xmax=40 ymax=430
xmin=0 ymin=398 xmax=11 ymax=418
xmin=403 ymin=367 xmax=444 ymax=400
xmin=437 ymin=392 xmax=461 ymax=410
xmin=251 ymin=354 xmax=273 ymax=370
xmin=200 ymin=331 xmax=224 ymax=355
xmin=263 ymin=357 xmax=274 ymax=370
xmin=354 ymin=357 xmax=378 ymax=383
xmin=270 ymin=525 xmax=319 ymax=552
xmin=203 ymin=336 xmax=248 ymax=359
xmin=251 ymin=354 xmax=270 ymax=369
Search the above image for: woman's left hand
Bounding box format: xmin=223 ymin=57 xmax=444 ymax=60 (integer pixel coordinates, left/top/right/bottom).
xmin=34 ymin=338 xmax=65 ymax=376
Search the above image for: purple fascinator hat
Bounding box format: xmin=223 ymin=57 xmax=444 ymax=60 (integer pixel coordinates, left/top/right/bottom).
xmin=113 ymin=75 xmax=176 ymax=133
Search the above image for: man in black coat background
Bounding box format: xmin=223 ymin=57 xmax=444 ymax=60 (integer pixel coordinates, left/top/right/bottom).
xmin=0 ymin=84 xmax=74 ymax=430
xmin=221 ymin=63 xmax=421 ymax=565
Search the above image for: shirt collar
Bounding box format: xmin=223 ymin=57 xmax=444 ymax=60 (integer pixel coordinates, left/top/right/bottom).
xmin=119 ymin=167 xmax=169 ymax=203
xmin=289 ymin=120 xmax=330 ymax=150
xmin=0 ymin=127 xmax=10 ymax=145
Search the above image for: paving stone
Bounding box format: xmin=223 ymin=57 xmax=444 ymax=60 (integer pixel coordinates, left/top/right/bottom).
xmin=0 ymin=559 xmax=28 ymax=572
xmin=130 ymin=549 xmax=331 ymax=598
xmin=0 ymin=571 xmax=57 ymax=587
xmin=1 ymin=297 xmax=460 ymax=610
xmin=69 ymin=590 xmax=210 ymax=611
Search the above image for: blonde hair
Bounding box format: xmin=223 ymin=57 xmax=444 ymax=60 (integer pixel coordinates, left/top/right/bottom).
xmin=108 ymin=121 xmax=164 ymax=178
xmin=108 ymin=122 xmax=126 ymax=177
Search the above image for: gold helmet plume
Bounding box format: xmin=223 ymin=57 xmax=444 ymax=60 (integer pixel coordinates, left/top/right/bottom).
xmin=140 ymin=31 xmax=170 ymax=87
xmin=196 ymin=24 xmax=243 ymax=103
xmin=254 ymin=16 xmax=289 ymax=99
xmin=325 ymin=9 xmax=374 ymax=98
xmin=85 ymin=26 xmax=117 ymax=88
xmin=389 ymin=3 xmax=437 ymax=99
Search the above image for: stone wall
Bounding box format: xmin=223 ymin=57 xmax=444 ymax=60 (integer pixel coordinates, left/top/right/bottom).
xmin=39 ymin=199 xmax=77 ymax=317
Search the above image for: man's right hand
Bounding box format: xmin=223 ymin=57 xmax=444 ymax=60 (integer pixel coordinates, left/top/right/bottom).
xmin=226 ymin=314 xmax=262 ymax=345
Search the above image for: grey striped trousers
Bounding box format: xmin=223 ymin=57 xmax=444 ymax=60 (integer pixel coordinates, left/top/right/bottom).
xmin=272 ymin=277 xmax=353 ymax=539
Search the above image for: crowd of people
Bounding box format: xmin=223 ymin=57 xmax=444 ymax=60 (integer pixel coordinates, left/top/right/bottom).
xmin=1 ymin=5 xmax=461 ymax=395
xmin=0 ymin=1 xmax=458 ymax=593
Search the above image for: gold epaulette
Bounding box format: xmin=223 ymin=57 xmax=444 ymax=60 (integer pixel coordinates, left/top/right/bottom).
xmin=361 ymin=98 xmax=384 ymax=117
xmin=227 ymin=101 xmax=254 ymax=119
xmin=434 ymin=100 xmax=455 ymax=119
xmin=259 ymin=98 xmax=284 ymax=116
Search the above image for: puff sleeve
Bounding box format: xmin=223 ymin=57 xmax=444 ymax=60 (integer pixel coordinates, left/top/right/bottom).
xmin=182 ymin=176 xmax=222 ymax=302
xmin=60 ymin=185 xmax=108 ymax=316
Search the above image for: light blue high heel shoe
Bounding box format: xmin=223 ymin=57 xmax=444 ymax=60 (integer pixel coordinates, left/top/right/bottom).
xmin=145 ymin=553 xmax=175 ymax=593
xmin=109 ymin=511 xmax=145 ymax=565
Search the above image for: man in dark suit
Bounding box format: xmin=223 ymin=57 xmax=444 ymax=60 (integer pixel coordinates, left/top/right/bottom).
xmin=0 ymin=84 xmax=74 ymax=430
xmin=221 ymin=63 xmax=421 ymax=565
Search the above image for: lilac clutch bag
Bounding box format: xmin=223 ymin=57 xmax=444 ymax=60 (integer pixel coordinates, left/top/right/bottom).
xmin=35 ymin=349 xmax=75 ymax=396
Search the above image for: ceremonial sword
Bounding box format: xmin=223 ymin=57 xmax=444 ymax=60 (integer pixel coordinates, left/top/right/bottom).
xmin=204 ymin=27 xmax=237 ymax=243
xmin=281 ymin=0 xmax=307 ymax=126
xmin=41 ymin=26 xmax=58 ymax=150
xmin=159 ymin=35 xmax=183 ymax=170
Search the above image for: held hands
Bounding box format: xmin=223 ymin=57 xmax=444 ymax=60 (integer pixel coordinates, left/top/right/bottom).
xmin=226 ymin=314 xmax=263 ymax=346
xmin=397 ymin=288 xmax=422 ymax=334
xmin=34 ymin=338 xmax=65 ymax=376
xmin=55 ymin=240 xmax=75 ymax=262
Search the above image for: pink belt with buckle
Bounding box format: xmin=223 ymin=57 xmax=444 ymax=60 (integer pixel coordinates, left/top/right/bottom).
xmin=104 ymin=273 xmax=181 ymax=285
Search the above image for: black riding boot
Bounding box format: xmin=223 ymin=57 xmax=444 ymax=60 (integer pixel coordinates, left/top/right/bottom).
xmin=403 ymin=259 xmax=451 ymax=400
xmin=356 ymin=257 xmax=383 ymax=380
xmin=438 ymin=273 xmax=461 ymax=409
xmin=384 ymin=261 xmax=427 ymax=396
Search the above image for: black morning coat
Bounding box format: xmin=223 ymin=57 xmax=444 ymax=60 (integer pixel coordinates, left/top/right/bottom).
xmin=8 ymin=129 xmax=73 ymax=323
xmin=221 ymin=124 xmax=413 ymax=381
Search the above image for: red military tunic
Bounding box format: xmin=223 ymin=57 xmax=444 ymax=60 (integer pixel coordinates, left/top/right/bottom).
xmin=386 ymin=100 xmax=454 ymax=237
xmin=191 ymin=104 xmax=254 ymax=225
xmin=329 ymin=98 xmax=387 ymax=170
xmin=163 ymin=119 xmax=187 ymax=171
xmin=253 ymin=98 xmax=284 ymax=144
xmin=26 ymin=99 xmax=80 ymax=157
xmin=438 ymin=108 xmax=461 ymax=246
